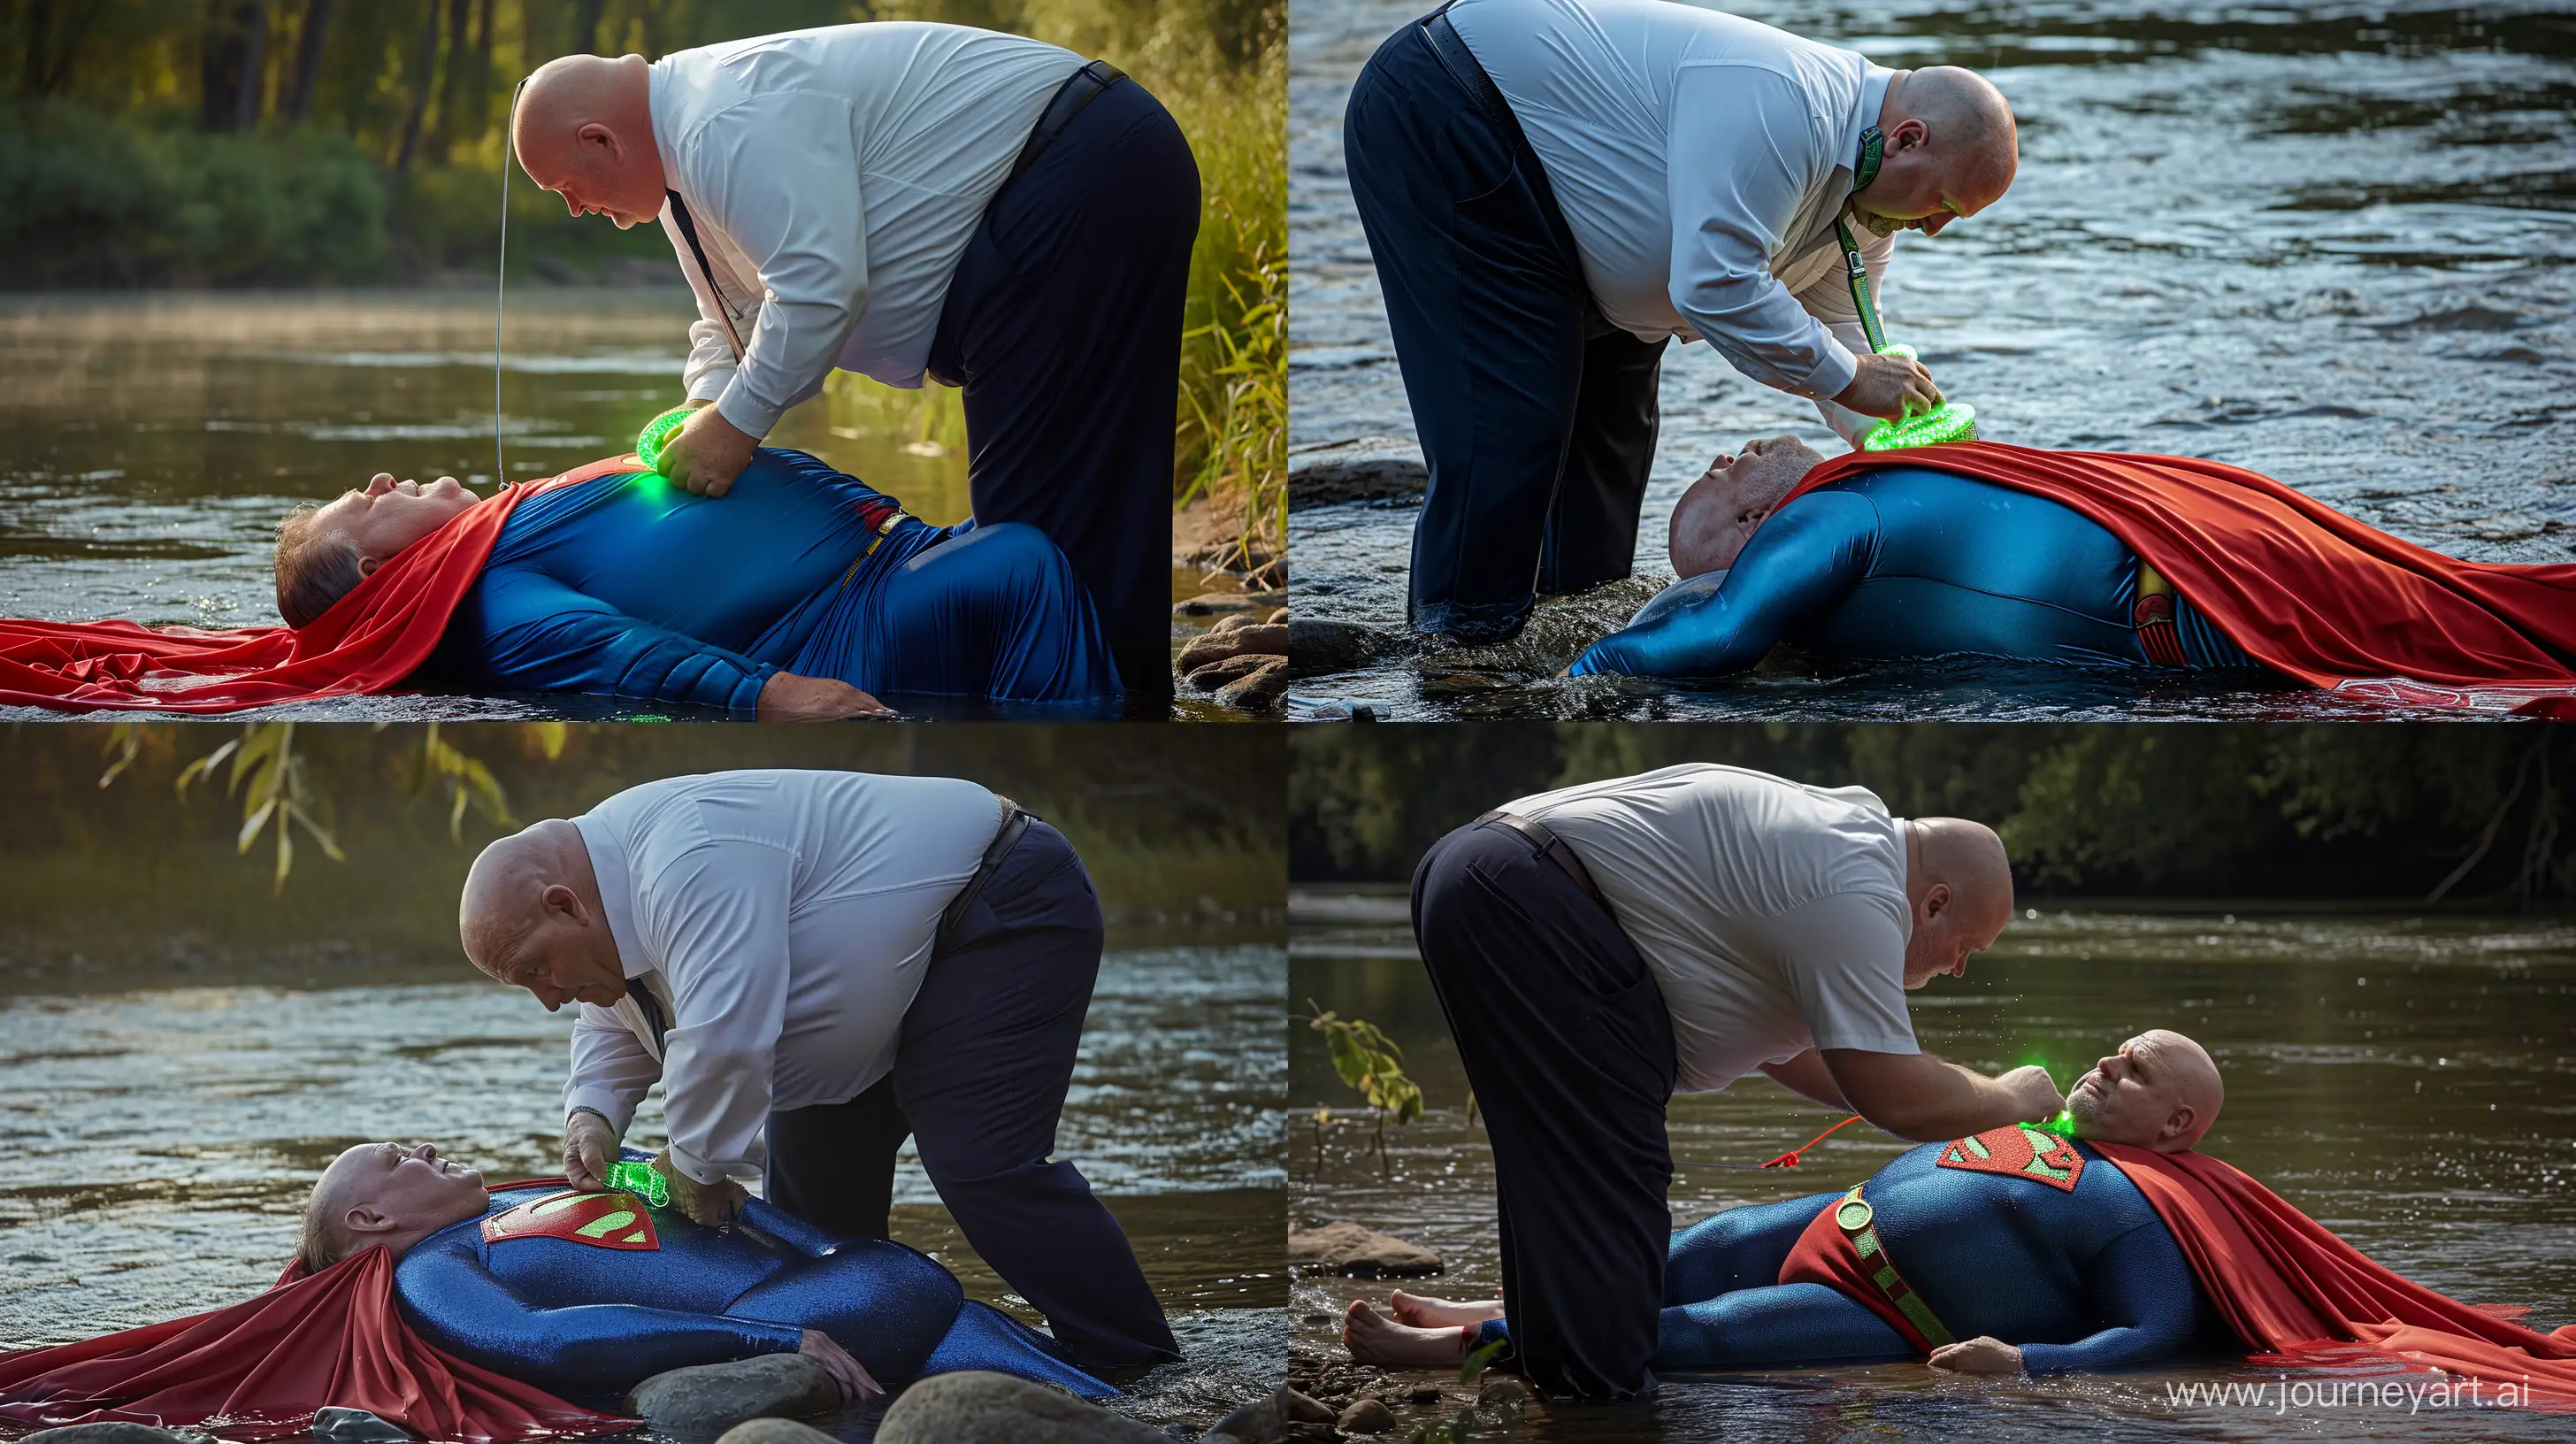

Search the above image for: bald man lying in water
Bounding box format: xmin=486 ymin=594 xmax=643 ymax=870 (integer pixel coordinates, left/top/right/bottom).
xmin=273 ymin=448 xmax=1119 ymax=717
xmin=1346 ymin=1031 xmax=2240 ymax=1375
xmin=299 ymin=1141 xmax=1116 ymax=1403
xmin=1567 ymin=434 xmax=2576 ymax=695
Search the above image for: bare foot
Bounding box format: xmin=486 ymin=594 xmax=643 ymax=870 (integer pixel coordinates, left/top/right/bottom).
xmin=1345 ymin=1299 xmax=1472 ymax=1369
xmin=1390 ymin=1291 xmax=1506 ymax=1329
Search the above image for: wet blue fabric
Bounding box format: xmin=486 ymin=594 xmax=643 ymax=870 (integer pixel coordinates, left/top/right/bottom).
xmin=1476 ymin=1138 xmax=2235 ymax=1373
xmin=1571 ymin=465 xmax=2264 ymax=680
xmin=417 ymin=448 xmax=1118 ymax=710
xmin=393 ymin=1177 xmax=1117 ymax=1403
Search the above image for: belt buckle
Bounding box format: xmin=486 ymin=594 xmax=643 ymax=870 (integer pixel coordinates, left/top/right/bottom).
xmin=1835 ymin=1195 xmax=1874 ymax=1233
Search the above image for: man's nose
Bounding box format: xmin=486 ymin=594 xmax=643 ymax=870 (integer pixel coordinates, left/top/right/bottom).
xmin=1920 ymin=213 xmax=1953 ymax=236
xmin=562 ymin=193 xmax=582 ymax=218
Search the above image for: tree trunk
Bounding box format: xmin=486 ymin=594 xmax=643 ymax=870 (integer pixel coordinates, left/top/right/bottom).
xmin=23 ymin=1 xmax=55 ymax=96
xmin=391 ymin=0 xmax=444 ymax=173
xmin=284 ymin=0 xmax=335 ymax=121
xmin=227 ymin=0 xmax=266 ymax=132
xmin=435 ymin=0 xmax=470 ymax=155
xmin=571 ymin=0 xmax=607 ymax=56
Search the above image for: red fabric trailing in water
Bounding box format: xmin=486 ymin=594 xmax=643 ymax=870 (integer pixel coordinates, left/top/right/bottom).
xmin=2093 ymin=1143 xmax=2576 ymax=1405
xmin=0 ymin=1233 xmax=632 ymax=1442
xmin=1788 ymin=442 xmax=2576 ymax=718
xmin=0 ymin=457 xmax=639 ymax=715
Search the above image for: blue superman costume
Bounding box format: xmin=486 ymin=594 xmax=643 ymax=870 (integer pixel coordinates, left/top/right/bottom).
xmin=1453 ymin=1125 xmax=2576 ymax=1398
xmin=1568 ymin=442 xmax=2576 ymax=718
xmin=0 ymin=449 xmax=1117 ymax=714
xmin=0 ymin=1170 xmax=1116 ymax=1441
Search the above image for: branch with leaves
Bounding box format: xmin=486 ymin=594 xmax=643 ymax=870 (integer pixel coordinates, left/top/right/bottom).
xmin=1304 ymin=1003 xmax=1424 ymax=1176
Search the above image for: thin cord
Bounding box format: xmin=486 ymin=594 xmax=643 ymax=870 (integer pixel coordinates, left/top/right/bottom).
xmin=1672 ymin=1114 xmax=1868 ymax=1172
xmin=496 ymin=79 xmax=526 ymax=488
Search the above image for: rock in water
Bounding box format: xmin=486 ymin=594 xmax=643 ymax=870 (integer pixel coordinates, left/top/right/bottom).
xmin=1286 ymin=1220 xmax=1444 ymax=1279
xmin=874 ymin=1371 xmax=1169 ymax=1443
xmin=1177 ymin=623 xmax=1288 ymax=673
xmin=712 ymin=1422 xmax=839 ymax=1444
xmin=22 ymin=1427 xmax=203 ymax=1444
xmin=1288 ymin=436 xmax=1427 ymax=509
xmin=1213 ymin=659 xmax=1289 ymax=713
xmin=1286 ymin=619 xmax=1402 ymax=679
xmin=624 ymin=1355 xmax=841 ymax=1443
xmin=1200 ymin=1392 xmax=1286 ymax=1442
xmin=310 ymin=1409 xmax=414 ymax=1444
xmin=1336 ymin=1397 xmax=1398 ymax=1434
xmin=1184 ymin=652 xmax=1276 ymax=692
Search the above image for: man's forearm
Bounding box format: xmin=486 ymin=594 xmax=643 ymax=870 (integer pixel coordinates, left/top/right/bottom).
xmin=1824 ymin=1048 xmax=2043 ymax=1141
xmin=1759 ymin=1049 xmax=1853 ymax=1110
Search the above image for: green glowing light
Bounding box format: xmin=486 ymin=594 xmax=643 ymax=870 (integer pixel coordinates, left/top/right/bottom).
xmin=606 ymin=1160 xmax=669 ymax=1208
xmin=1858 ymin=343 xmax=1977 ymax=452
xmin=634 ymin=405 xmax=694 ymax=474
xmin=2051 ymin=1111 xmax=2075 ymax=1133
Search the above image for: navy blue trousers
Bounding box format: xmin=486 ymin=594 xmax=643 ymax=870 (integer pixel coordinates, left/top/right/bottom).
xmin=1346 ymin=17 xmax=1667 ymax=644
xmin=762 ymin=819 xmax=1180 ymax=1372
xmin=929 ymin=77 xmax=1200 ymax=707
xmin=1413 ymin=818 xmax=1678 ymax=1402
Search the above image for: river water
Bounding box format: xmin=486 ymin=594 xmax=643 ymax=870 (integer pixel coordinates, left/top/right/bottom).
xmin=1289 ymin=889 xmax=2576 ymax=1440
xmin=0 ymin=290 xmax=1232 ymax=721
xmin=1288 ymin=0 xmax=2576 ymax=720
xmin=0 ymin=935 xmax=1287 ymax=1437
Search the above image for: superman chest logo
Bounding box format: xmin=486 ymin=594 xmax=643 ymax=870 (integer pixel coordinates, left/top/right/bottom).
xmin=1936 ymin=1124 xmax=2085 ymax=1193
xmin=481 ymin=1191 xmax=662 ymax=1250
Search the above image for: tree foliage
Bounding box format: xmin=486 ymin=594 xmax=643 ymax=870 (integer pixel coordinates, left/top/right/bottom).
xmin=1292 ymin=724 xmax=2576 ymax=903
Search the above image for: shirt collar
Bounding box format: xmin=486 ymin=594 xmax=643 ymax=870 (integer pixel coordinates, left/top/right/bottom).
xmin=572 ymin=811 xmax=649 ymax=979
xmin=1847 ymin=64 xmax=1896 ymax=187
xmin=647 ymin=58 xmax=683 ymax=195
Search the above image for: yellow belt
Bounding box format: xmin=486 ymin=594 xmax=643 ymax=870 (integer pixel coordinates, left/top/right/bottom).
xmin=838 ymin=508 xmax=913 ymax=589
xmin=1834 ymin=1184 xmax=1958 ymax=1349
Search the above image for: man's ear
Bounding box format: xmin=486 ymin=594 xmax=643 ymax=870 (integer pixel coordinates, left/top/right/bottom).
xmin=1920 ymin=879 xmax=1951 ymax=924
xmin=1890 ymin=116 xmax=1930 ymax=151
xmin=343 ymin=1202 xmax=399 ymax=1239
xmin=541 ymin=881 xmax=590 ymax=927
xmin=2154 ymin=1102 xmax=2197 ymax=1152
xmin=356 ymin=555 xmax=382 ymax=578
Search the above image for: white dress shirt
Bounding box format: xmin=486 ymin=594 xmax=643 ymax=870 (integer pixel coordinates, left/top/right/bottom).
xmin=564 ymin=769 xmax=1006 ymax=1183
xmin=649 ymin=23 xmax=1085 ymax=435
xmin=1447 ymin=0 xmax=1896 ymax=434
xmin=1506 ymin=764 xmax=1919 ymax=1093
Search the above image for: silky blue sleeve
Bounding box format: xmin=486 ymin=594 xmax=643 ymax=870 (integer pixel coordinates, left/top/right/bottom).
xmin=2017 ymin=1219 xmax=2207 ymax=1374
xmin=471 ymin=563 xmax=774 ymax=712
xmin=396 ymin=1245 xmax=802 ymax=1394
xmin=734 ymin=1196 xmax=846 ymax=1259
xmin=1570 ymin=490 xmax=1880 ymax=679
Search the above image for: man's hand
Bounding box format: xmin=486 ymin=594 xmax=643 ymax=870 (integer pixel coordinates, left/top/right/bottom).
xmin=757 ymin=671 xmax=897 ymax=721
xmin=2001 ymin=1064 xmax=2066 ymax=1123
xmin=1832 ymin=351 xmax=1944 ymax=421
xmin=658 ymin=403 xmax=760 ymax=497
xmin=651 ymin=1148 xmax=748 ymax=1227
xmin=563 ymin=1111 xmax=616 ymax=1192
xmin=1928 ymin=1336 xmax=2025 ymax=1373
xmin=798 ymin=1329 xmax=885 ymax=1405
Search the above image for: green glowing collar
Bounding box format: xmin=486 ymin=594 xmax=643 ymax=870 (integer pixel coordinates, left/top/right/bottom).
xmin=1833 ymin=219 xmax=1979 ymax=454
xmin=605 ymin=1159 xmax=671 ymax=1209
xmin=635 ymin=406 xmax=694 ymax=474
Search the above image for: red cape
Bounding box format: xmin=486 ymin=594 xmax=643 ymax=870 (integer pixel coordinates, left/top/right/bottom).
xmin=1790 ymin=442 xmax=2576 ymax=718
xmin=0 ymin=457 xmax=641 ymax=715
xmin=2094 ymin=1143 xmax=2576 ymax=1404
xmin=0 ymin=1180 xmax=632 ymax=1441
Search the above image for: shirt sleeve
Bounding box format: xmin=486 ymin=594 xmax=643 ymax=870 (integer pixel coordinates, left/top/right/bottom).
xmin=662 ymin=211 xmax=746 ymax=407
xmin=673 ymin=92 xmax=872 ymax=439
xmin=1787 ymin=227 xmax=1891 ymax=443
xmin=1666 ymin=65 xmax=1858 ymax=403
xmin=1774 ymin=888 xmax=1918 ymax=1055
xmin=2019 ymin=1219 xmax=2209 ymax=1373
xmin=1570 ymin=489 xmax=1879 ymax=678
xmin=636 ymin=839 xmax=798 ymax=1184
xmin=564 ymin=1003 xmax=661 ymax=1135
xmin=468 ymin=561 xmax=775 ymax=713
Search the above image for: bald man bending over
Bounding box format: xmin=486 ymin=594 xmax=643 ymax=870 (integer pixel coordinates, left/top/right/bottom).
xmin=1410 ymin=763 xmax=2058 ymax=1400
xmin=1345 ymin=0 xmax=2018 ymax=643
xmin=512 ymin=24 xmax=1197 ymax=705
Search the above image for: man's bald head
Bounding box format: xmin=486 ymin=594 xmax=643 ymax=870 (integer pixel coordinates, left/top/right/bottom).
xmin=512 ymin=52 xmax=665 ymax=229
xmin=1853 ymin=65 xmax=2018 ymax=239
xmin=1900 ymin=817 xmax=2013 ymax=988
xmin=2066 ymin=1029 xmax=2226 ymax=1153
xmin=460 ymin=820 xmax=626 ymax=1012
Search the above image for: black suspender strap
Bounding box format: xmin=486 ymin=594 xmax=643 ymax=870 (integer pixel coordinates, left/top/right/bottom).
xmin=664 ymin=189 xmax=748 ymax=363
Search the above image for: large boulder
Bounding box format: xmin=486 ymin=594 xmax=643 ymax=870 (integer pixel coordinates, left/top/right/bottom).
xmin=1286 ymin=1221 xmax=1444 ymax=1279
xmin=623 ymin=1354 xmax=841 ymax=1444
xmin=1286 ymin=618 xmax=1404 ymax=679
xmin=710 ymin=1421 xmax=838 ymax=1444
xmin=872 ymin=1371 xmax=1169 ymax=1443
